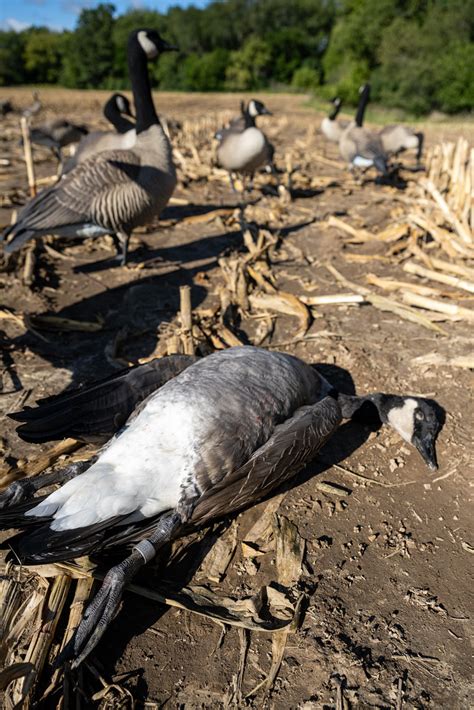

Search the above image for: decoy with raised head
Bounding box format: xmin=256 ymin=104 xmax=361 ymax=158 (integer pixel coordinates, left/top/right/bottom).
xmin=0 ymin=346 xmax=442 ymax=666
xmin=379 ymin=124 xmax=424 ymax=165
xmin=62 ymin=93 xmax=135 ymax=174
xmin=321 ymin=97 xmax=349 ymax=143
xmin=339 ymin=84 xmax=389 ymax=176
xmin=216 ymin=99 xmax=274 ymax=189
xmin=2 ymin=29 xmax=177 ymax=266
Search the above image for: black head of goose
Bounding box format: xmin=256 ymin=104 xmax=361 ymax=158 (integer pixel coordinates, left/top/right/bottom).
xmin=105 ymin=93 xmax=135 ymax=133
xmin=216 ymin=98 xmax=273 ymax=184
xmin=320 ymin=97 xmax=350 ymax=143
xmin=2 ymin=28 xmax=177 ymax=266
xmin=0 ymin=346 xmax=443 ymax=666
xmin=62 ymin=93 xmax=136 ymax=174
xmin=339 ymin=83 xmax=389 ymax=176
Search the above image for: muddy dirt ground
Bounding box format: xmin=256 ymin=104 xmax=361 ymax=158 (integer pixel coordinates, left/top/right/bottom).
xmin=0 ymin=89 xmax=473 ymax=709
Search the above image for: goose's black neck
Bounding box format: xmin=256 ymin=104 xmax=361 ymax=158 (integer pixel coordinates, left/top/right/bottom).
xmin=329 ymin=103 xmax=341 ymax=121
xmin=128 ymin=36 xmax=159 ymax=134
xmin=337 ymin=392 xmax=395 ymax=425
xmin=243 ymin=106 xmax=256 ymax=129
xmin=104 ymin=100 xmax=134 ymax=135
xmin=355 ymin=87 xmax=370 ymax=128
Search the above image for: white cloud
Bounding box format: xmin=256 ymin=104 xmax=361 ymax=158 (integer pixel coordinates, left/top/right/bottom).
xmin=4 ymin=17 xmax=31 ymax=31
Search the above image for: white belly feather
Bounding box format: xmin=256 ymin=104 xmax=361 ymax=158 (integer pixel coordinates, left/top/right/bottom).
xmin=26 ymin=397 xmax=200 ymax=531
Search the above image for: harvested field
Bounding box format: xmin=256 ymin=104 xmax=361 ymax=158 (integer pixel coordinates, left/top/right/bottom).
xmin=0 ymin=89 xmax=473 ymax=709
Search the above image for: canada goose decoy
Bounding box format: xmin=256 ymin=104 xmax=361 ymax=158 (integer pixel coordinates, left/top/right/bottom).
xmin=2 ymin=29 xmax=177 ymax=266
xmin=28 ymin=118 xmax=89 ymax=163
xmin=62 ymin=93 xmax=135 ymax=174
xmin=339 ymin=84 xmax=389 ymax=176
xmin=22 ymin=90 xmax=41 ymax=119
xmin=216 ymin=99 xmax=274 ymax=190
xmin=0 ymin=346 xmax=442 ymax=666
xmin=379 ymin=124 xmax=424 ymax=165
xmin=0 ymin=99 xmax=13 ymax=117
xmin=320 ymin=97 xmax=350 ymax=143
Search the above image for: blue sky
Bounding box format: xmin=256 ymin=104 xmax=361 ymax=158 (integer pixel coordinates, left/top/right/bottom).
xmin=1 ymin=0 xmax=208 ymax=32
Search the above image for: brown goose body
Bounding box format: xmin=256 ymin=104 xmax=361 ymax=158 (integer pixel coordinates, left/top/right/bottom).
xmin=216 ymin=99 xmax=273 ymax=175
xmin=63 ymin=94 xmax=136 ymax=174
xmin=379 ymin=124 xmax=424 ymax=162
xmin=2 ymin=30 xmax=177 ymax=264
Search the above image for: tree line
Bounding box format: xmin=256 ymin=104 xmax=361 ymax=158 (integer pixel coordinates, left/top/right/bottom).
xmin=1 ymin=0 xmax=473 ymax=115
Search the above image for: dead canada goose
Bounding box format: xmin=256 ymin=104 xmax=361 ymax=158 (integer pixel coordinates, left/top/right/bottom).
xmin=339 ymin=84 xmax=389 ymax=176
xmin=379 ymin=124 xmax=424 ymax=164
xmin=216 ymin=99 xmax=273 ymax=188
xmin=0 ymin=346 xmax=442 ymax=666
xmin=62 ymin=93 xmax=135 ymax=174
xmin=29 ymin=118 xmax=89 ymax=162
xmin=2 ymin=29 xmax=177 ymax=266
xmin=320 ymin=97 xmax=350 ymax=143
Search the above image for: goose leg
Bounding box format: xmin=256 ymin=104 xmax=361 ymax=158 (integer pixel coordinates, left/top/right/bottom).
xmin=0 ymin=459 xmax=92 ymax=511
xmin=114 ymin=231 xmax=130 ymax=266
xmin=64 ymin=510 xmax=183 ymax=667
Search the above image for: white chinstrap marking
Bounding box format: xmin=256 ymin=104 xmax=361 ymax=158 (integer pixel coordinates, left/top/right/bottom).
xmin=138 ymin=31 xmax=158 ymax=59
xmin=248 ymin=100 xmax=258 ymax=117
xmin=117 ymin=96 xmax=127 ymax=114
xmin=387 ymin=398 xmax=417 ymax=443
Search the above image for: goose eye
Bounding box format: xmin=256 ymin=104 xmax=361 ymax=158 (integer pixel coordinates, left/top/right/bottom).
xmin=415 ymin=410 xmax=425 ymax=421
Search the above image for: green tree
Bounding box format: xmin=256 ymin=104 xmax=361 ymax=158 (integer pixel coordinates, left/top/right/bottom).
xmin=23 ymin=29 xmax=64 ymax=84
xmin=61 ymin=4 xmax=115 ymax=88
xmin=0 ymin=31 xmax=26 ymax=85
xmin=225 ymin=36 xmax=272 ymax=90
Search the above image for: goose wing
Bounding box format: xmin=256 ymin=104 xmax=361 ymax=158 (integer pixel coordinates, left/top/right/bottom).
xmin=191 ymin=395 xmax=341 ymax=525
xmin=2 ymin=149 xmax=145 ymax=251
xmin=10 ymin=354 xmax=198 ymax=443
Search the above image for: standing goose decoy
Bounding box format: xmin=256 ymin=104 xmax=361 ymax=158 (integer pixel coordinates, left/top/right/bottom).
xmin=216 ymin=99 xmax=274 ymax=190
xmin=0 ymin=346 xmax=442 ymax=666
xmin=320 ymin=97 xmax=350 ymax=143
xmin=2 ymin=29 xmax=177 ymax=266
xmin=62 ymin=93 xmax=135 ymax=174
xmin=379 ymin=124 xmax=424 ymax=165
xmin=28 ymin=118 xmax=89 ymax=163
xmin=339 ymin=84 xmax=389 ymax=176
xmin=22 ymin=90 xmax=42 ymax=119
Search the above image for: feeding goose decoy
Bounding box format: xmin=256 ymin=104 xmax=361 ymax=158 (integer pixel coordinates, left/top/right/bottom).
xmin=0 ymin=346 xmax=442 ymax=666
xmin=320 ymin=97 xmax=350 ymax=143
xmin=339 ymin=84 xmax=389 ymax=176
xmin=28 ymin=118 xmax=89 ymax=163
xmin=216 ymin=99 xmax=274 ymax=189
xmin=62 ymin=93 xmax=135 ymax=174
xmin=379 ymin=124 xmax=424 ymax=165
xmin=2 ymin=29 xmax=177 ymax=266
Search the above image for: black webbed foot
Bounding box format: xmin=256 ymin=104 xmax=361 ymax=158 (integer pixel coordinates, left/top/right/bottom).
xmin=60 ymin=550 xmax=144 ymax=668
